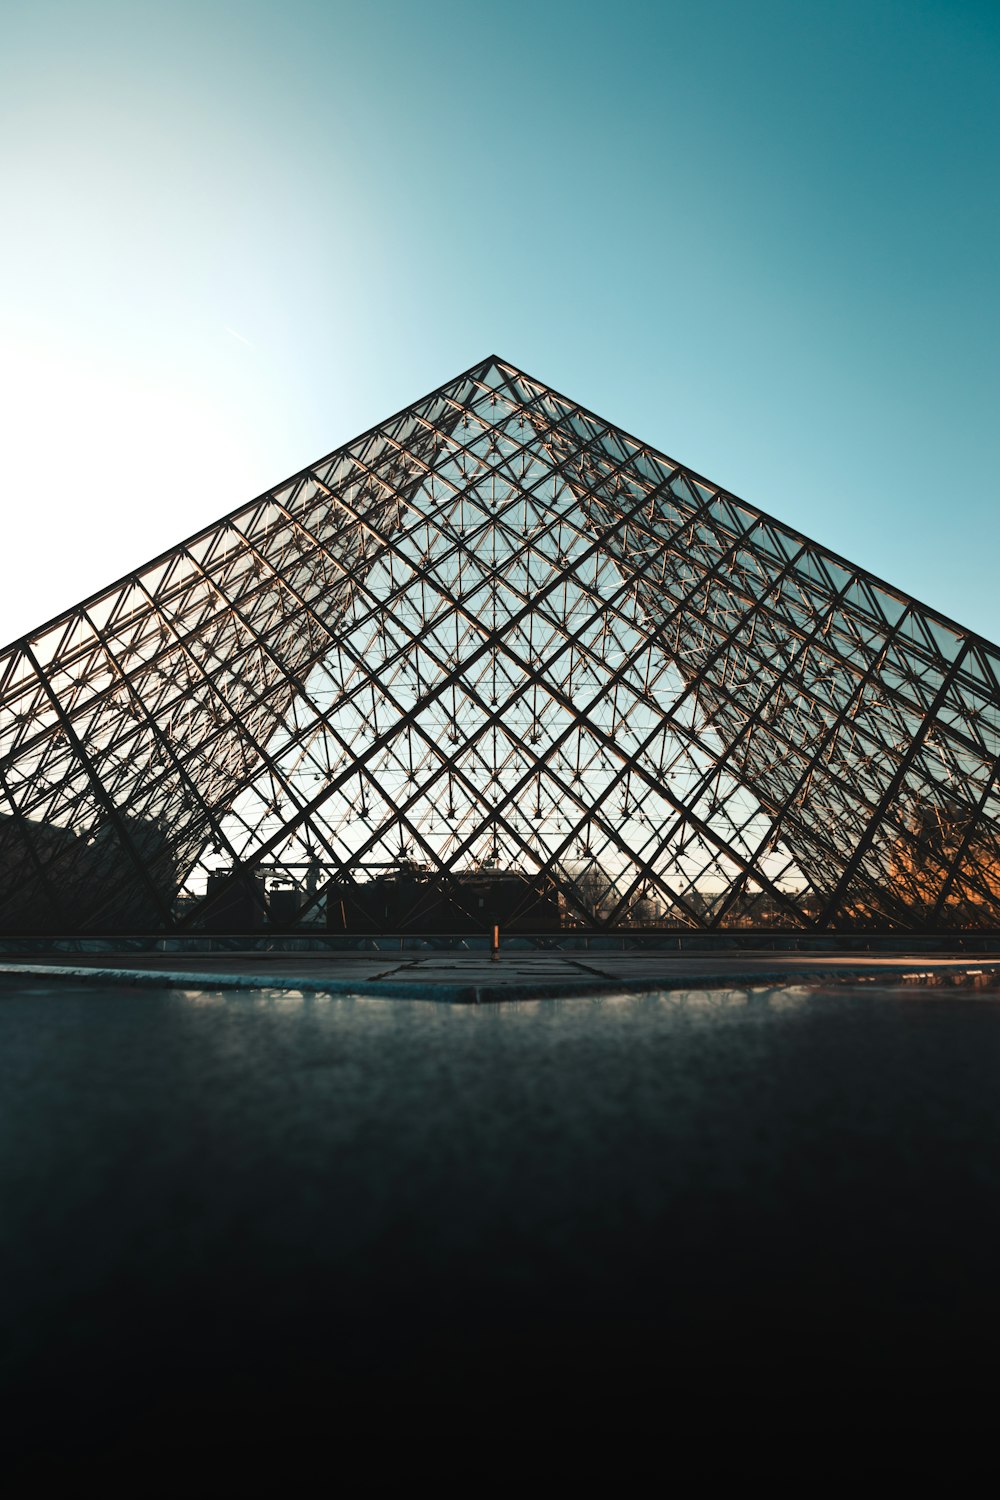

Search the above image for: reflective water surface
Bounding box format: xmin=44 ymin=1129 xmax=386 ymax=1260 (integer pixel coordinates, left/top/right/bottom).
xmin=3 ymin=979 xmax=1000 ymax=1453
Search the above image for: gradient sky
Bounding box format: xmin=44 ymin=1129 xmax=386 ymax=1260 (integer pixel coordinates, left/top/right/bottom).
xmin=1 ymin=0 xmax=997 ymax=644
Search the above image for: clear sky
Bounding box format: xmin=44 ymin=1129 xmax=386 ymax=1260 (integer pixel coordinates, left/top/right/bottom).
xmin=1 ymin=0 xmax=997 ymax=645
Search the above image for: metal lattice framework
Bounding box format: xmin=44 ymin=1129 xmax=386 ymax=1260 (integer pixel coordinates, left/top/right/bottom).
xmin=2 ymin=354 xmax=1000 ymax=934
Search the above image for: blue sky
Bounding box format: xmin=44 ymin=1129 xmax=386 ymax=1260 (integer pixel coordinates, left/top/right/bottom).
xmin=1 ymin=0 xmax=997 ymax=642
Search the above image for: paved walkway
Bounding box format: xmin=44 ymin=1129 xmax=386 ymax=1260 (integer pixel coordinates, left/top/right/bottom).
xmin=3 ymin=949 xmax=1000 ymax=1002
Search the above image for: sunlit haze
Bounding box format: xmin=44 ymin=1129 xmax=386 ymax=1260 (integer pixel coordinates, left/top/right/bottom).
xmin=1 ymin=0 xmax=997 ymax=643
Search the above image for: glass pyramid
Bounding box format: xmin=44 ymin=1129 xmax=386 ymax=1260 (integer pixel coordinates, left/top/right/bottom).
xmin=2 ymin=355 xmax=998 ymax=934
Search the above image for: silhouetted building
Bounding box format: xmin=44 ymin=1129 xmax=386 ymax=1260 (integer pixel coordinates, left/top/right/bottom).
xmin=326 ymin=869 xmax=563 ymax=934
xmin=200 ymin=870 xmax=268 ymax=932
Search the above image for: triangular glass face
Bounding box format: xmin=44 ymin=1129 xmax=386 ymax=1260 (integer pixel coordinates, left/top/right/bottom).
xmin=1 ymin=355 xmax=998 ymax=933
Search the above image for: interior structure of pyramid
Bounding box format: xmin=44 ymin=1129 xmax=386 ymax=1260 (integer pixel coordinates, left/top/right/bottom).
xmin=1 ymin=355 xmax=999 ymax=933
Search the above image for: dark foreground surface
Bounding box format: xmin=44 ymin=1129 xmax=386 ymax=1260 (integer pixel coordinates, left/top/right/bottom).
xmin=3 ymin=978 xmax=1000 ymax=1466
